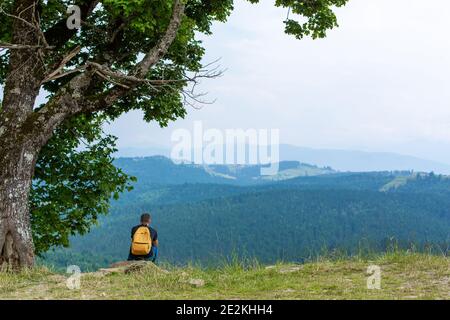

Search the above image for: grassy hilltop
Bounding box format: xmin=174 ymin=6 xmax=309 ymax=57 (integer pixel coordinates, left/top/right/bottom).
xmin=1 ymin=252 xmax=449 ymax=300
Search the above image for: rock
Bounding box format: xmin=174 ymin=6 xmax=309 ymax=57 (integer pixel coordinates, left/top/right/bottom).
xmin=98 ymin=267 xmax=123 ymax=274
xmin=82 ymin=261 xmax=170 ymax=277
xmin=122 ymin=261 xmax=170 ymax=274
xmin=124 ymin=262 xmax=148 ymax=274
xmin=265 ymin=265 xmax=304 ymax=273
xmin=110 ymin=261 xmax=135 ymax=268
xmin=189 ymin=278 xmax=205 ymax=287
xmin=278 ymin=266 xmax=303 ymax=274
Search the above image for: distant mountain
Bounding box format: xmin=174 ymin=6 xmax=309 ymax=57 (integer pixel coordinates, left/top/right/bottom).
xmin=115 ymin=144 xmax=450 ymax=174
xmin=114 ymin=146 xmax=170 ymax=158
xmin=279 ymin=145 xmax=450 ymax=174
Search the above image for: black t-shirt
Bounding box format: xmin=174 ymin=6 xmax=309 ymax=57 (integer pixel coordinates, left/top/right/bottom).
xmin=129 ymin=224 xmax=158 ymax=257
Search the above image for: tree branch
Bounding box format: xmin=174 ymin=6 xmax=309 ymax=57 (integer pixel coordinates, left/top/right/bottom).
xmin=34 ymin=0 xmax=187 ymax=136
xmin=133 ymin=0 xmax=185 ymax=78
xmin=0 ymin=42 xmax=53 ymax=50
xmin=42 ymin=46 xmax=82 ymax=83
xmin=0 ymin=2 xmax=49 ymax=49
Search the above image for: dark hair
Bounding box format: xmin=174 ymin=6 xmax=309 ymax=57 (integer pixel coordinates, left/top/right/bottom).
xmin=140 ymin=213 xmax=151 ymax=223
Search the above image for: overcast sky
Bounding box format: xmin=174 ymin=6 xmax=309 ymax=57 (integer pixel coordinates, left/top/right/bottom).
xmin=3 ymin=0 xmax=450 ymax=164
xmin=105 ymin=0 xmax=450 ymax=164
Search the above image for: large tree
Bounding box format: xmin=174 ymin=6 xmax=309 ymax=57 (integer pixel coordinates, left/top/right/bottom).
xmin=0 ymin=0 xmax=348 ymax=269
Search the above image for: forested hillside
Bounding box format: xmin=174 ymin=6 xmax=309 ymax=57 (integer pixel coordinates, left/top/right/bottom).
xmin=41 ymin=157 xmax=450 ymax=271
xmin=113 ymin=157 xmax=334 ymax=187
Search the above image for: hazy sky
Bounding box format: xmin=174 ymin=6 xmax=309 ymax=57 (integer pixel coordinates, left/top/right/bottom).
xmin=105 ymin=0 xmax=450 ymax=164
xmin=3 ymin=0 xmax=450 ymax=163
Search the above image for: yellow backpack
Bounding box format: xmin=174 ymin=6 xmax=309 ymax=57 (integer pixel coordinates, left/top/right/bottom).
xmin=131 ymin=226 xmax=152 ymax=255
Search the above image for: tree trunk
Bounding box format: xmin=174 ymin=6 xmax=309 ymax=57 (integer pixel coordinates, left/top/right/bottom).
xmin=0 ymin=0 xmax=45 ymax=270
xmin=0 ymin=143 xmax=37 ymax=270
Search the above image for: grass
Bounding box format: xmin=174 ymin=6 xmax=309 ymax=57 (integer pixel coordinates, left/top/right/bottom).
xmin=0 ymin=252 xmax=449 ymax=300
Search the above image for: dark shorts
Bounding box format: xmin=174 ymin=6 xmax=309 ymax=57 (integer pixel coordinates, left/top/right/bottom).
xmin=127 ymin=250 xmax=153 ymax=261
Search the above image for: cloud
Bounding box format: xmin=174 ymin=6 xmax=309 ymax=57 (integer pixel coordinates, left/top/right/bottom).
xmin=2 ymin=0 xmax=450 ymax=164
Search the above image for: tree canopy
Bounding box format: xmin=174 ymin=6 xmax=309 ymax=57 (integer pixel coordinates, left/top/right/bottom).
xmin=0 ymin=0 xmax=348 ymax=255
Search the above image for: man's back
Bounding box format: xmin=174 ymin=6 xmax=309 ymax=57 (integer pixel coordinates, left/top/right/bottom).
xmin=128 ymin=214 xmax=158 ymax=261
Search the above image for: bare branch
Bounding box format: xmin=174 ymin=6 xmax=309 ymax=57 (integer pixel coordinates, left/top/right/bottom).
xmin=0 ymin=5 xmax=36 ymax=31
xmin=42 ymin=46 xmax=82 ymax=83
xmin=86 ymin=61 xmax=161 ymax=91
xmin=86 ymin=59 xmax=224 ymax=99
xmin=0 ymin=42 xmax=53 ymax=50
xmin=0 ymin=2 xmax=49 ymax=49
xmin=42 ymin=68 xmax=83 ymax=82
xmin=94 ymin=70 xmax=130 ymax=89
xmin=87 ymin=62 xmax=145 ymax=83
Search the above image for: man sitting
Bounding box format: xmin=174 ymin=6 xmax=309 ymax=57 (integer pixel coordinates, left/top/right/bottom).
xmin=128 ymin=213 xmax=158 ymax=263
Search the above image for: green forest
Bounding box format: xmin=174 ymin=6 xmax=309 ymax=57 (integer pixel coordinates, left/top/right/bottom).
xmin=41 ymin=157 xmax=450 ymax=271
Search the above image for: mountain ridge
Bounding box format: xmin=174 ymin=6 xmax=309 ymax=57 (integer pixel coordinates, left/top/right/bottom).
xmin=114 ymin=144 xmax=450 ymax=174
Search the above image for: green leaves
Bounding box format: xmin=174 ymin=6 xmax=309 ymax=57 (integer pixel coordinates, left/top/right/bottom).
xmin=31 ymin=114 xmax=134 ymax=254
xmin=251 ymin=0 xmax=349 ymax=39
